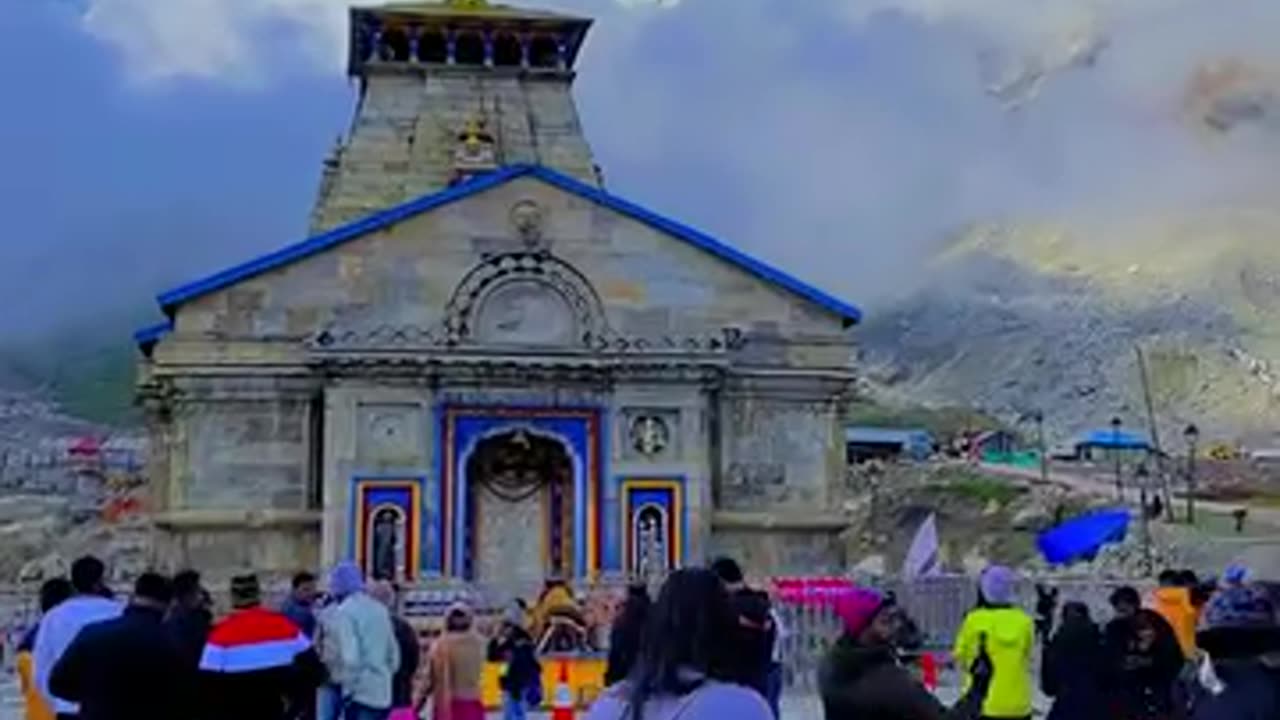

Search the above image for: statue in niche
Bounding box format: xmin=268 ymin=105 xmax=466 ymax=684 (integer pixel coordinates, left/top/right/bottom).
xmin=371 ymin=508 xmax=401 ymax=581
xmin=634 ymin=506 xmax=668 ymax=583
xmin=451 ymin=115 xmax=497 ymax=185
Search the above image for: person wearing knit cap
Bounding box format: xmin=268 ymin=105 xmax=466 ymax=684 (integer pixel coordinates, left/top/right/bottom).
xmin=1187 ymin=584 xmax=1280 ymax=719
xmin=820 ymin=587 xmax=992 ymax=719
xmin=953 ymin=566 xmax=1035 ymax=720
xmin=197 ymin=573 xmax=327 ymax=720
xmin=325 ymin=562 xmax=400 ymax=719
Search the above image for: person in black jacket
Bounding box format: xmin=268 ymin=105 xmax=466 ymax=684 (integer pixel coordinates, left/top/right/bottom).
xmin=711 ymin=557 xmax=776 ymax=700
xmin=1103 ymin=607 xmax=1185 ymax=720
xmin=604 ymin=582 xmax=650 ymax=686
xmin=1041 ymin=602 xmax=1107 ymax=720
xmin=371 ymin=580 xmax=421 ymax=712
xmin=166 ymin=569 xmax=212 ymax=672
xmin=49 ymin=572 xmax=188 ymax=720
xmin=488 ymin=605 xmax=542 ymax=720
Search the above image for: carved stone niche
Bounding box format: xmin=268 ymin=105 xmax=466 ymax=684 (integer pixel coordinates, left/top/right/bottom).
xmin=621 ymin=408 xmax=681 ymax=461
xmin=472 ymin=279 xmax=577 ymax=346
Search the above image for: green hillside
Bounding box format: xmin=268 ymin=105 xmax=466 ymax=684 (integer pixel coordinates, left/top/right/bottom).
xmin=1 ymin=312 xmax=146 ymax=427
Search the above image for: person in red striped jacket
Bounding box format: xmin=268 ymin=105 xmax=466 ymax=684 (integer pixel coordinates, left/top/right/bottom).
xmin=198 ymin=574 xmax=327 ymax=720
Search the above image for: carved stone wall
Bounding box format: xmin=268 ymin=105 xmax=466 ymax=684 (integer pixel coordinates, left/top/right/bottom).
xmin=720 ymin=383 xmax=847 ymax=512
xmin=170 ymin=395 xmax=312 ymax=511
xmin=311 ymin=73 xmax=599 ymax=232
xmin=708 ymin=528 xmax=845 ymax=575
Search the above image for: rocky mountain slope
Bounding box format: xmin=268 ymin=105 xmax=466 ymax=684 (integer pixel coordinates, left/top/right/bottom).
xmin=859 ymin=208 xmax=1280 ymax=445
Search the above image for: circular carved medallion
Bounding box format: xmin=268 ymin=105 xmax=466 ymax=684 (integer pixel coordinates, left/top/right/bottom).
xmin=629 ymin=415 xmax=671 ymax=457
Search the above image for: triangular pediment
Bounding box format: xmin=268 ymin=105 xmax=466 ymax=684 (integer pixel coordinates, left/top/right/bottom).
xmin=143 ymin=165 xmax=860 ymax=352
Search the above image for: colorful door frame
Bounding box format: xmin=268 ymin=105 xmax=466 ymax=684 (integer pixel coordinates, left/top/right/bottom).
xmin=349 ymin=477 xmax=426 ymax=582
xmin=619 ymin=477 xmax=687 ymax=576
xmin=439 ymin=405 xmax=604 ymax=579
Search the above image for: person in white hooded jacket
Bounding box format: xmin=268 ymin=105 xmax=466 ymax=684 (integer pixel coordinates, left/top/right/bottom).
xmin=324 ymin=563 xmax=400 ymax=720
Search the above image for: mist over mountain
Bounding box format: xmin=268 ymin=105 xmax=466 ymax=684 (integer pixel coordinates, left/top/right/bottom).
xmin=2 ymin=0 xmax=1280 ymax=437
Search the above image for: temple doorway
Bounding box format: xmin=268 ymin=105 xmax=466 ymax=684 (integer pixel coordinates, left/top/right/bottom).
xmin=465 ymin=428 xmax=575 ymax=588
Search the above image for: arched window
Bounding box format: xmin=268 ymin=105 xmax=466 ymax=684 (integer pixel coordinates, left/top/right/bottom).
xmin=454 ymin=31 xmax=485 ymax=65
xmin=378 ymin=28 xmax=411 ymax=62
xmin=493 ymin=32 xmax=523 ymax=67
xmin=418 ymin=29 xmax=448 ymax=63
xmin=529 ymin=35 xmax=559 ymax=69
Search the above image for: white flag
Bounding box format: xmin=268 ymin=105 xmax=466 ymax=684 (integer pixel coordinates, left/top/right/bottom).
xmin=902 ymin=513 xmax=942 ymax=580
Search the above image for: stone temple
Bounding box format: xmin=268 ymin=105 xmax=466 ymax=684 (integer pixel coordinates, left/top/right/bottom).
xmin=134 ymin=0 xmax=863 ymax=595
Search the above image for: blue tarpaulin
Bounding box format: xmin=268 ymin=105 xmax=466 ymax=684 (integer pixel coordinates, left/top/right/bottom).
xmin=1037 ymin=509 xmax=1131 ymax=565
xmin=1077 ymin=429 xmax=1152 ymax=450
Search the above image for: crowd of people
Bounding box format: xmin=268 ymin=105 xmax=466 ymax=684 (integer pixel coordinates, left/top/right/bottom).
xmin=592 ymin=560 xmax=1280 ymax=720
xmin=15 ymin=557 xmax=423 ymax=720
xmin=9 ymin=553 xmax=1280 ymax=720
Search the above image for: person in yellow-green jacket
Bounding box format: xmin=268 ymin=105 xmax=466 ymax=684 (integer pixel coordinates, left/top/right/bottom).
xmin=954 ymin=565 xmax=1036 ymax=720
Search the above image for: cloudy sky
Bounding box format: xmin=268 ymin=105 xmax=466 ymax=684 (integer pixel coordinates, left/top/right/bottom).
xmin=2 ymin=0 xmax=1277 ymax=338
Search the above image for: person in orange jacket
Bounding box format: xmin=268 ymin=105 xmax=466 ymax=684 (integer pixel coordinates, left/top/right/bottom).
xmin=1150 ymin=569 xmax=1199 ymax=658
xmin=16 ymin=578 xmax=73 ymax=720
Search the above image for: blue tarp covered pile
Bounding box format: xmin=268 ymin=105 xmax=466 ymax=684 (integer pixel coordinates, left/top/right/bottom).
xmin=1037 ymin=509 xmax=1131 ymax=565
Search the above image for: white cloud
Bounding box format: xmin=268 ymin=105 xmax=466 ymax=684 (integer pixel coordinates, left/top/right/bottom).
xmin=79 ymin=0 xmax=682 ymax=83
xmin=67 ymin=0 xmax=1280 ymax=303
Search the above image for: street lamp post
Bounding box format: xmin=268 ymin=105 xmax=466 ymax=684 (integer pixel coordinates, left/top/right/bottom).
xmin=1184 ymin=424 xmax=1200 ymax=524
xmin=1111 ymin=416 xmax=1124 ymax=500
xmin=1034 ymin=410 xmax=1048 ymax=485
xmin=1136 ymin=462 xmax=1152 ymax=576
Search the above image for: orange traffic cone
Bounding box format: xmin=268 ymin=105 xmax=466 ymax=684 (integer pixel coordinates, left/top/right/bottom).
xmin=920 ymin=652 xmax=939 ymax=691
xmin=552 ymin=659 xmax=575 ymax=720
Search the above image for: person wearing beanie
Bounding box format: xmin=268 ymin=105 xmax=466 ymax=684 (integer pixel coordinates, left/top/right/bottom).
xmin=488 ymin=597 xmax=542 ymax=720
xmin=198 ymin=573 xmax=326 ymax=720
xmin=1188 ymin=584 xmax=1280 ymax=719
xmin=48 ymin=573 xmax=187 ymax=720
xmin=820 ymin=587 xmax=992 ymax=719
xmin=953 ymin=566 xmax=1035 ymax=720
xmin=325 ymin=562 xmax=400 ymax=719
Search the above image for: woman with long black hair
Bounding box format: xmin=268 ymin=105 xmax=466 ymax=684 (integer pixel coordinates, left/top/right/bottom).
xmin=605 ymin=583 xmax=652 ymax=687
xmin=586 ymin=569 xmax=771 ymax=720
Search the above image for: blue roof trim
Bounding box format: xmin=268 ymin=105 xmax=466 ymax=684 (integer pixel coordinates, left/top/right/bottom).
xmin=155 ymin=166 xmax=527 ymax=312
xmin=133 ymin=321 xmax=173 ymax=345
xmin=526 ymin=167 xmax=863 ymax=324
xmin=154 ymin=164 xmax=862 ymax=323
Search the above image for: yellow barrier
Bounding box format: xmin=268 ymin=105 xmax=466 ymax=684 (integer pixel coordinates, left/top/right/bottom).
xmin=480 ymin=655 xmax=607 ymax=710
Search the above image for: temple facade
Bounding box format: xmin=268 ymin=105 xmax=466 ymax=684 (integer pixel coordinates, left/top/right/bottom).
xmin=135 ymin=0 xmax=862 ymax=594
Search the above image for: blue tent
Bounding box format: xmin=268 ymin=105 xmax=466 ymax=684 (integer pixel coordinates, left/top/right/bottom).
xmin=1077 ymin=428 xmax=1151 ymax=450
xmin=1037 ymin=509 xmax=1131 ymax=565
